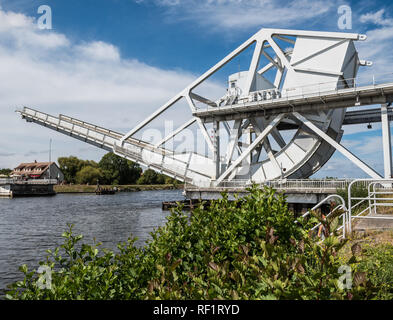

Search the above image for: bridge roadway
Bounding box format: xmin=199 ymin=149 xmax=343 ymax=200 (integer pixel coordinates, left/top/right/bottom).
xmin=193 ymin=81 xmax=393 ymax=123
xmin=183 ymin=179 xmax=361 ymax=206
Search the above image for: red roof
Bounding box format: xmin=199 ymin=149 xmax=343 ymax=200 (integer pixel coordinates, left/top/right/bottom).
xmin=12 ymin=162 xmax=55 ymax=177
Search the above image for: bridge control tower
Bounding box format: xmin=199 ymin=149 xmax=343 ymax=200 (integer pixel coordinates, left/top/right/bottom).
xmin=17 ymin=28 xmax=393 ymax=203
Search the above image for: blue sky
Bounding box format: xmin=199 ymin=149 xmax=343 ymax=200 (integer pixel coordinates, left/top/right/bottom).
xmin=0 ymin=0 xmax=392 ymax=178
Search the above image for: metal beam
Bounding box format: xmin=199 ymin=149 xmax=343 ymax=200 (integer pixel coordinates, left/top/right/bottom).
xmin=120 ymin=94 xmax=183 ymax=145
xmin=250 ymin=118 xmax=281 ymax=171
xmin=225 ymin=119 xmax=242 ymax=166
xmin=243 ymin=40 xmax=264 ymax=96
xmin=344 ymin=108 xmax=393 ymax=125
xmin=381 ymin=103 xmax=392 ymax=178
xmin=190 ymin=92 xmax=217 ymax=107
xmin=213 ymin=120 xmax=220 ymax=179
xmin=215 ymin=114 xmax=285 ymax=185
xmin=155 ymin=118 xmax=196 ymax=148
xmin=293 ymin=112 xmax=382 ymax=179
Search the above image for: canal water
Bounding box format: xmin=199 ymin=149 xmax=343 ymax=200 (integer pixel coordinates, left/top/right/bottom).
xmin=0 ymin=189 xmax=183 ymax=294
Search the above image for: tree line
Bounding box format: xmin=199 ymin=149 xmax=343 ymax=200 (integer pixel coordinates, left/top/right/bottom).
xmin=0 ymin=168 xmax=12 ymax=176
xmin=58 ymin=153 xmax=179 ymax=185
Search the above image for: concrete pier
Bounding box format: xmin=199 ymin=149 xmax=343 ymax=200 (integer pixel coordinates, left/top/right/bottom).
xmin=0 ymin=179 xmax=57 ymax=198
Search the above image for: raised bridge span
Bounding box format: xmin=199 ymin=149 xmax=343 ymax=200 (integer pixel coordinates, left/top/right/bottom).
xmin=17 ymin=28 xmax=393 ymax=203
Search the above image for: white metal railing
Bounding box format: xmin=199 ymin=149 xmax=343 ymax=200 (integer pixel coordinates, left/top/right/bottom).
xmin=196 ymin=72 xmax=393 ymax=111
xmin=288 ymin=179 xmax=393 ymax=238
xmin=186 ymin=178 xmax=393 ymax=239
xmin=185 ymin=178 xmax=362 ymax=190
xmin=0 ymin=178 xmax=58 ymax=185
xmin=264 ymin=179 xmax=365 ymax=190
xmin=347 ymin=179 xmax=393 ymax=234
xmin=296 ymin=194 xmax=348 ymax=238
xmin=19 ymin=107 xmax=209 ymax=184
xmin=305 ymin=179 xmax=393 ymax=238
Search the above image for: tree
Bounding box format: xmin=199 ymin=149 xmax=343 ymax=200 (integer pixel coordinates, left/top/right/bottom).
xmin=0 ymin=168 xmax=12 ymax=176
xmin=98 ymin=152 xmax=142 ymax=185
xmin=58 ymin=156 xmax=98 ymax=184
xmin=75 ymin=166 xmax=103 ymax=185
xmin=137 ymin=169 xmax=179 ymax=185
xmin=137 ymin=169 xmax=157 ymax=185
xmin=165 ymin=176 xmax=179 ymax=186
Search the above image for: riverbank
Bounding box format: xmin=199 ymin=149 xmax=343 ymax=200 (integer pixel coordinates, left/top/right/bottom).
xmin=54 ymin=184 xmax=184 ymax=193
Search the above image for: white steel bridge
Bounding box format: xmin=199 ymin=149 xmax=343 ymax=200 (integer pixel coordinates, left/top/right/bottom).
xmin=16 ymin=28 xmax=393 ymax=204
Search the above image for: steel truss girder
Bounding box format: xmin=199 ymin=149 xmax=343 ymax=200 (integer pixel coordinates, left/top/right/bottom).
xmin=215 ymin=114 xmax=286 ymax=185
xmin=292 ymin=112 xmax=382 ymax=179
xmin=119 ymin=28 xmax=365 ymax=150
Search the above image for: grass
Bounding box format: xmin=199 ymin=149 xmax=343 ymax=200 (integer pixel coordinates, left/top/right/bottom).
xmin=338 ymin=230 xmax=393 ymax=261
xmin=54 ymin=184 xmax=183 ymax=193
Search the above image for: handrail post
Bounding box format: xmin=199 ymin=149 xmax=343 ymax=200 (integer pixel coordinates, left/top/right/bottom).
xmin=347 ymin=180 xmax=356 ymax=234
xmin=368 ymin=182 xmax=374 ymax=215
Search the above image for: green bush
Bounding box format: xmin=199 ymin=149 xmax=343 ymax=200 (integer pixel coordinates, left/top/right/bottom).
xmin=5 ymin=186 xmax=389 ymax=300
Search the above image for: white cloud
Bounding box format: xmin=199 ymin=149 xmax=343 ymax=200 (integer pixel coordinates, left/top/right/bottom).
xmin=359 ymin=9 xmax=393 ymax=26
xmin=135 ymin=0 xmax=333 ymax=31
xmin=357 ymin=8 xmax=393 ymax=76
xmin=76 ymin=41 xmax=121 ymax=62
xmin=0 ymin=7 xmax=223 ymax=168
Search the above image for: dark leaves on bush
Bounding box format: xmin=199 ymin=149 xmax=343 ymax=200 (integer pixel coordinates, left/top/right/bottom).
xmin=353 ymin=272 xmax=366 ymax=287
xmin=239 ymin=245 xmax=249 ymax=256
xmin=208 ymin=262 xmax=219 ymax=272
xmin=165 ymin=252 xmax=172 ymax=262
xmin=211 ymin=246 xmax=220 ymax=255
xmin=298 ymin=239 xmax=305 ymax=254
xmin=266 ymin=227 xmax=278 ymax=245
xmin=351 ymin=243 xmax=362 ymax=257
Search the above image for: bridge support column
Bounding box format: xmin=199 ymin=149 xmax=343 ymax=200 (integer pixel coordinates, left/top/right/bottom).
xmin=213 ymin=120 xmax=220 ymax=180
xmin=381 ymin=103 xmax=392 ymax=178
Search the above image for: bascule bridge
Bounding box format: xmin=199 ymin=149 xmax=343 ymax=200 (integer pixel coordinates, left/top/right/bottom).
xmin=17 ymin=28 xmax=393 ymax=207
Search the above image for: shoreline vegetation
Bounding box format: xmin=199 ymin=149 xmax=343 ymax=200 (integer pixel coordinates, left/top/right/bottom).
xmin=5 ymin=185 xmax=393 ymax=300
xmin=54 ymin=184 xmax=184 ymax=194
xmin=57 ymin=153 xmax=180 ymax=186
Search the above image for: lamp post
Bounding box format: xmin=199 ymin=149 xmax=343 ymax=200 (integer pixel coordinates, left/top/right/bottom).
xmin=49 ymin=138 xmax=52 ymax=181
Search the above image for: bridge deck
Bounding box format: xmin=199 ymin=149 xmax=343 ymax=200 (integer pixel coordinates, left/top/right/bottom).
xmin=183 ymin=179 xmax=363 ymax=203
xmin=194 ymin=82 xmax=393 ymax=122
xmin=16 ymin=107 xmax=203 ymax=183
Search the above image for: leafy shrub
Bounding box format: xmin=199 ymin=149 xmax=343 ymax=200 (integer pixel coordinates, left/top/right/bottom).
xmin=5 ymin=186 xmax=388 ymax=300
